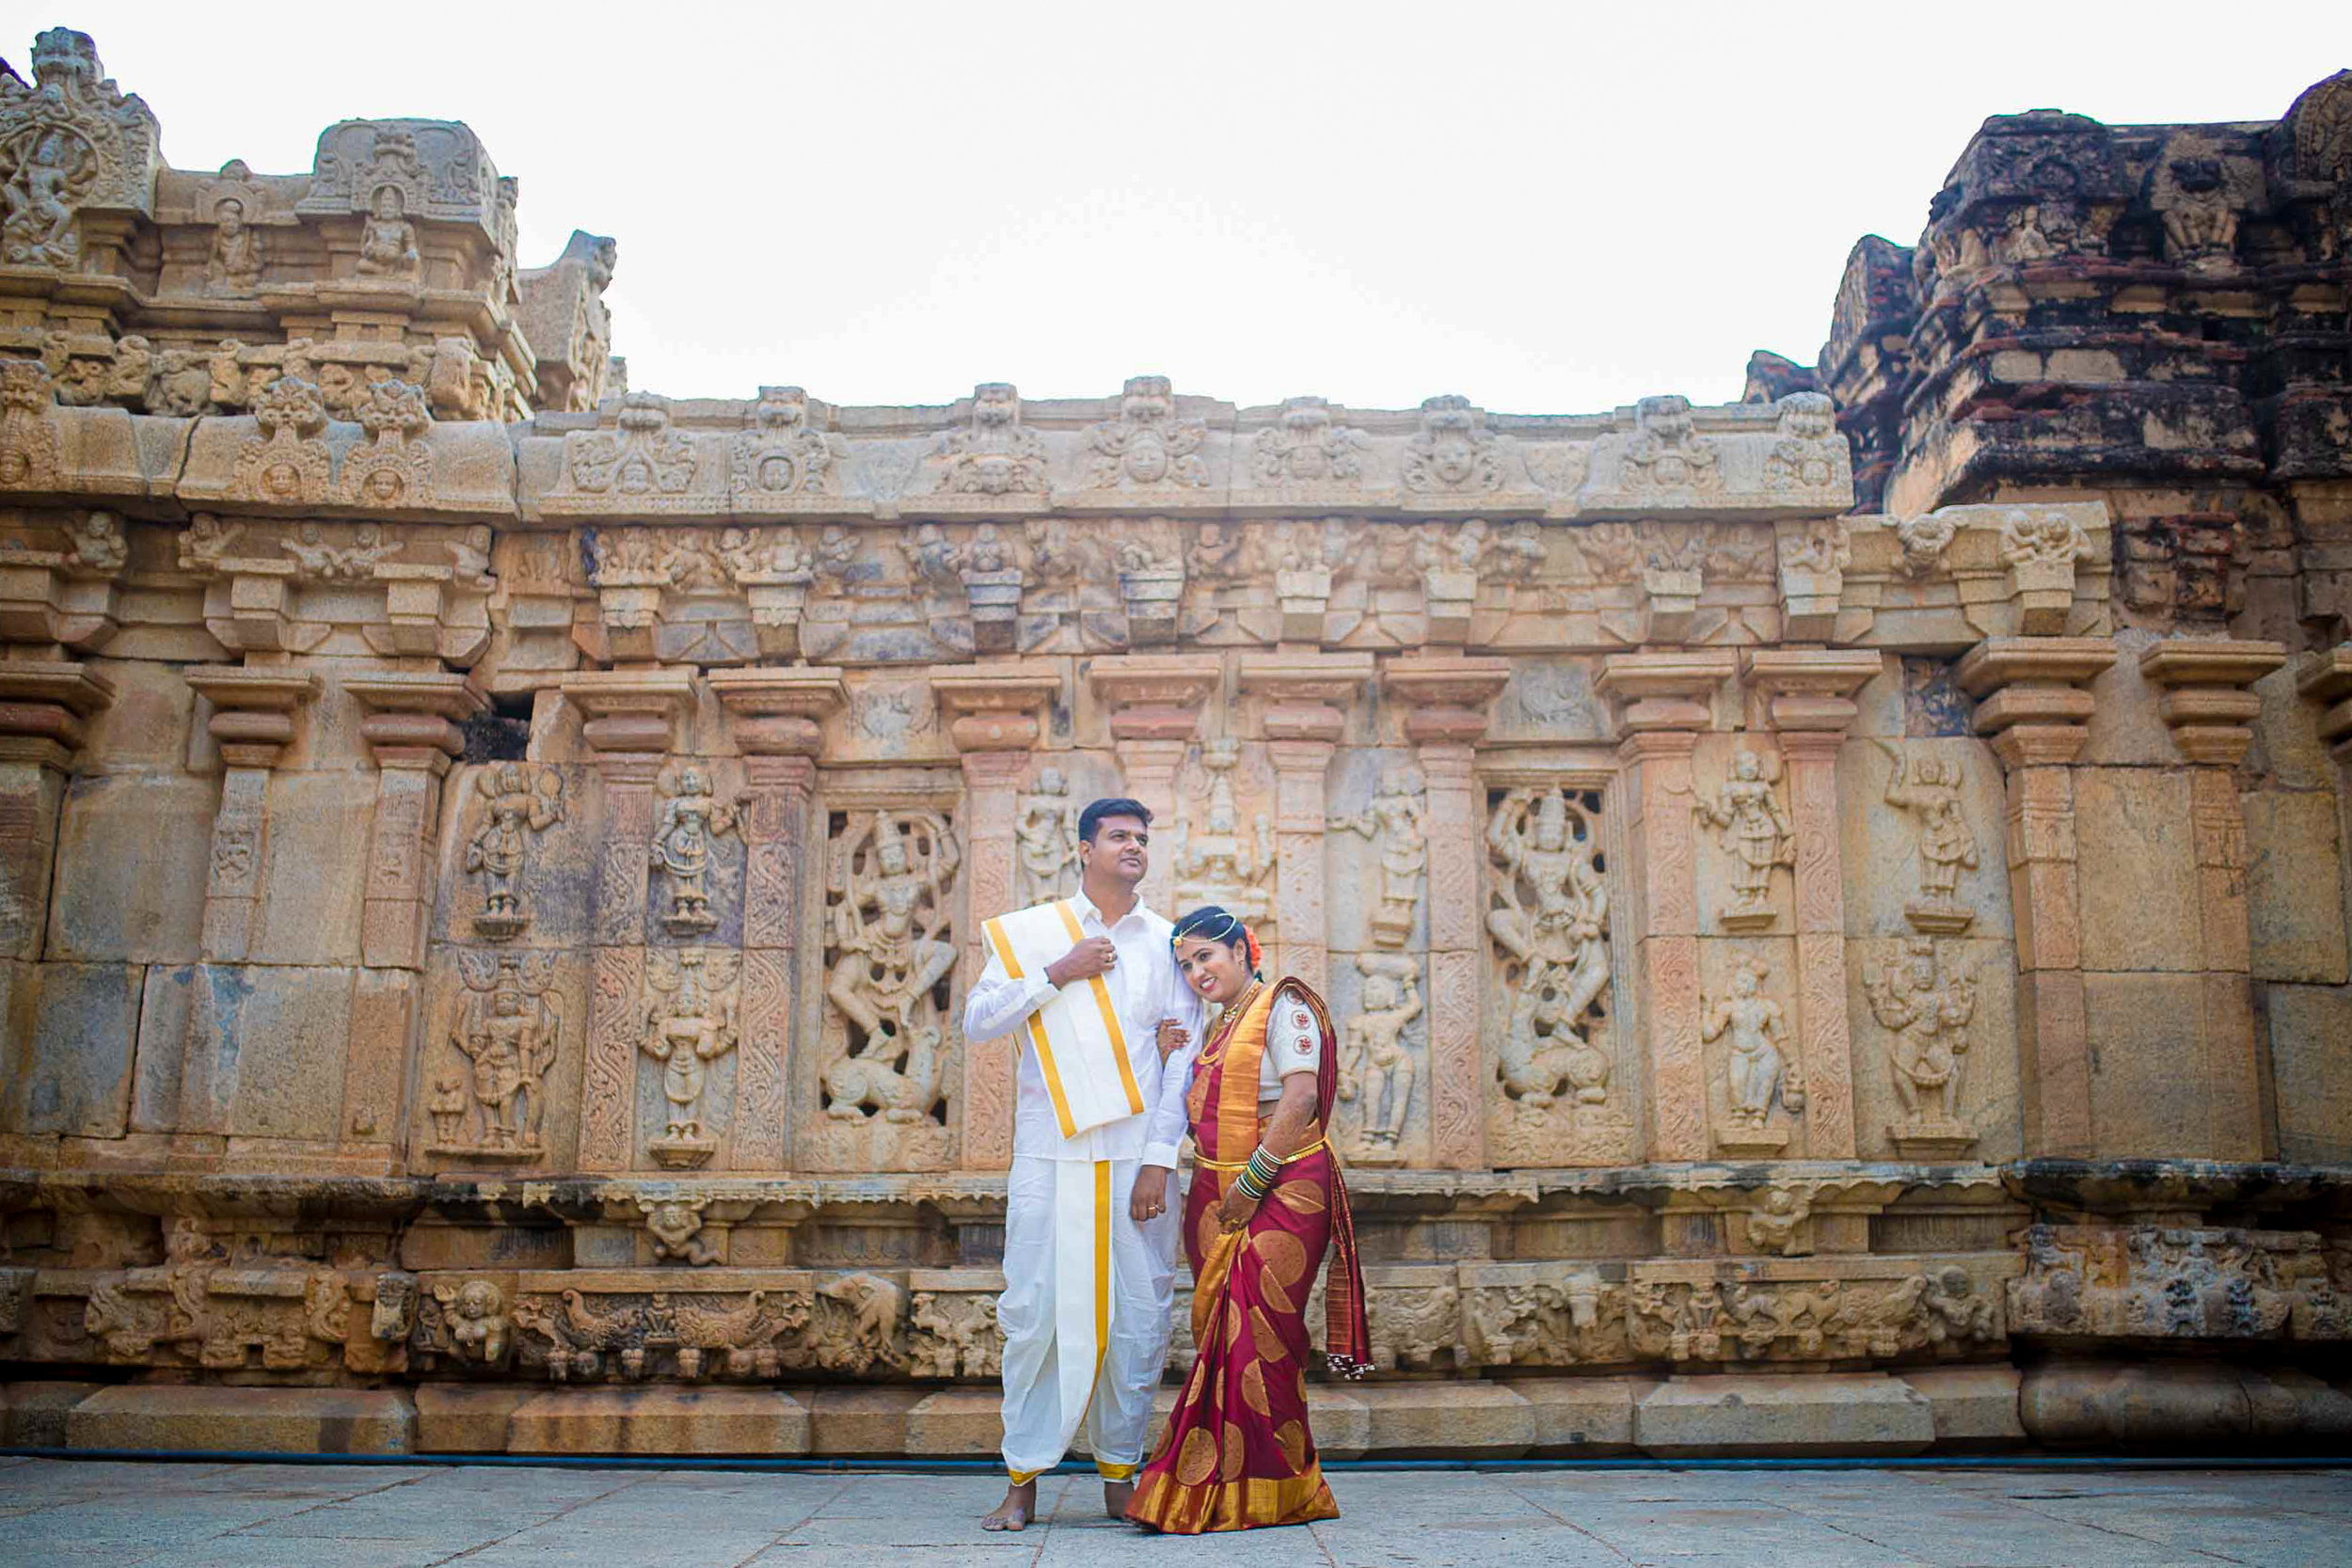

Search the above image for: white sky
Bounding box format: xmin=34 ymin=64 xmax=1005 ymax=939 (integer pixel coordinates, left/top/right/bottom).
xmin=39 ymin=2 xmax=2344 ymax=416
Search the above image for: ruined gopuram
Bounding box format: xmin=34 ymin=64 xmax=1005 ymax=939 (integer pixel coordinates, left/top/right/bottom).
xmin=0 ymin=26 xmax=2347 ymax=1457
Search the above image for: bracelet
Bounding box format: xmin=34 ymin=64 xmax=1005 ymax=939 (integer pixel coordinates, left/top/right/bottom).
xmin=1247 ymin=1148 xmax=1280 ymax=1186
xmin=1233 ymin=1164 xmax=1272 ymax=1201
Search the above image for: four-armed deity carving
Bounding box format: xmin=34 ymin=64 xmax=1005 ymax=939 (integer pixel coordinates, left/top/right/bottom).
xmin=1867 ymin=939 xmax=1979 ymax=1158
xmin=432 ymin=951 xmax=564 ymax=1161
xmin=818 ymin=811 xmax=960 ymax=1164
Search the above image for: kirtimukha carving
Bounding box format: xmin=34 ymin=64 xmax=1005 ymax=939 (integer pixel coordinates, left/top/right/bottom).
xmin=1875 ymin=742 xmax=1981 ymax=934
xmin=1170 ymin=739 xmax=1275 ymax=929
xmin=1890 ymin=513 xmax=1956 ymax=577
xmin=1623 ymin=394 xmax=1720 ymax=491
xmin=566 ymin=392 xmax=696 ymax=498
xmin=1403 ymin=394 xmax=1502 ymax=494
xmin=1867 ymin=938 xmax=1979 ymax=1159
xmin=336 ymin=378 xmax=432 ymax=506
xmin=433 ymin=951 xmax=564 ymax=1162
xmin=1703 ymin=958 xmax=1804 ymax=1154
xmin=639 ymin=948 xmax=740 ymax=1169
xmin=731 ymin=385 xmax=842 ymax=499
xmin=230 ymin=376 xmax=333 ymax=504
xmin=465 ymin=762 xmax=565 ymax=941
xmin=818 ymin=810 xmax=960 ymax=1166
xmin=1693 ymin=750 xmax=1793 ymax=932
xmin=1337 ymin=952 xmax=1422 ymax=1162
xmin=1012 ymin=765 xmax=1079 ymax=909
xmin=650 ymin=764 xmax=743 ymax=937
xmin=1086 ymin=374 xmax=1208 ymax=491
xmin=1253 ymin=395 xmax=1369 ymax=489
xmin=1328 ymin=768 xmax=1427 ymax=948
xmin=1763 ymin=392 xmax=1843 ymax=490
xmin=934 ymin=382 xmax=1047 ymax=496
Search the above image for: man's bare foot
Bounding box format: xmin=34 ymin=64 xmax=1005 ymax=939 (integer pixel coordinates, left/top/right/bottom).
xmin=980 ymin=1480 xmax=1035 ymax=1532
xmin=1103 ymin=1478 xmax=1135 ymax=1518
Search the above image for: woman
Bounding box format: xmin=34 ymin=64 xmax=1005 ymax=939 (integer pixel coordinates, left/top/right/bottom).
xmin=1125 ymin=906 xmax=1373 ymax=1534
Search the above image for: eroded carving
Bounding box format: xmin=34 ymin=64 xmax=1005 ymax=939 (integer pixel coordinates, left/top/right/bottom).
xmin=431 ymin=950 xmax=564 ymax=1161
xmin=639 ymin=948 xmax=741 ymax=1168
xmin=1693 ymin=749 xmax=1792 ymax=931
xmin=466 ymin=762 xmax=566 ymax=941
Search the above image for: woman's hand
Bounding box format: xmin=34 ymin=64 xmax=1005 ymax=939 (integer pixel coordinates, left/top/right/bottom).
xmin=1217 ymin=1179 xmax=1261 ymax=1234
xmin=1154 ymin=1019 xmax=1189 ymax=1060
xmin=1130 ymin=1165 xmax=1171 ymax=1224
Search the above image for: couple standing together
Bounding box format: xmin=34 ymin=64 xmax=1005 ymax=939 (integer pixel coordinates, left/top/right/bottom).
xmin=962 ymin=796 xmax=1373 ymax=1535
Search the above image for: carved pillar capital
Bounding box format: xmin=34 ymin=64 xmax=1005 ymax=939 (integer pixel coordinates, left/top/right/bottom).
xmin=1382 ymin=655 xmax=1509 ymax=745
xmin=929 ymin=660 xmax=1060 ymax=752
xmin=1955 ymin=635 xmax=2117 ymax=768
xmin=559 ymin=667 xmax=698 ymax=762
xmin=1238 ymin=652 xmax=1369 ymax=1000
xmin=1741 ymin=647 xmax=1881 ymax=736
xmin=0 ymin=658 xmax=115 ymax=769
xmin=1239 ymin=650 xmax=1371 ymax=744
xmin=2299 ymin=644 xmax=2352 ymax=765
xmin=344 ymin=672 xmax=485 ymax=973
xmin=2137 ymin=638 xmax=2288 ymax=768
xmin=0 ymin=659 xmax=114 ymax=961
xmin=1088 ymin=654 xmax=1221 ymax=741
xmin=709 ymin=665 xmax=845 ymax=763
xmin=344 ymin=670 xmax=485 ymax=767
xmin=1597 ymin=650 xmax=1734 ymax=737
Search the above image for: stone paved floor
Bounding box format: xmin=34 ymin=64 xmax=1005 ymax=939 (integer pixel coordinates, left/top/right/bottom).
xmin=4 ymin=1456 xmax=2351 ymax=1566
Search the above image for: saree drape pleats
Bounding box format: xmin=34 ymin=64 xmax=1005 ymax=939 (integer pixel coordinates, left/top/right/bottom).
xmin=1125 ymin=978 xmax=1372 ymax=1535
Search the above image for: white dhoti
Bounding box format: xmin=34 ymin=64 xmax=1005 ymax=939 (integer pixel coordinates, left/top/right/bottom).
xmin=998 ymin=1153 xmax=1178 ymax=1479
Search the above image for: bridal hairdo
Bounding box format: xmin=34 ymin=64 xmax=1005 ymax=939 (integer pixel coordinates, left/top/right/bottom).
xmin=1169 ymin=904 xmax=1262 ymax=974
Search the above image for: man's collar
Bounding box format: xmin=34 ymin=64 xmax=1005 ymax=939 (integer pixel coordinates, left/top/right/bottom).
xmin=1072 ymin=885 xmax=1142 ymax=928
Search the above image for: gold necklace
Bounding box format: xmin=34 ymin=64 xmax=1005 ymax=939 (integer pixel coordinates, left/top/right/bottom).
xmin=1200 ymin=978 xmax=1263 ymax=1067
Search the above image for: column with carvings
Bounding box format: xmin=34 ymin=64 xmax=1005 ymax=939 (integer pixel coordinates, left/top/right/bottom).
xmin=185 ymin=667 xmax=320 ymax=964
xmin=2139 ymin=639 xmax=2289 ymax=1159
xmin=1238 ymin=653 xmax=1372 ymax=997
xmin=1597 ymin=651 xmax=1734 ymax=1163
xmin=1954 ymin=636 xmax=2117 ymax=1157
xmin=560 ymin=669 xmax=696 ymax=1172
xmin=930 ymin=660 xmax=1062 ymax=1173
xmin=1741 ymin=649 xmax=1881 ymax=1160
xmin=342 ymin=670 xmax=487 ymax=1153
xmin=709 ymin=667 xmax=844 ymax=1173
xmin=0 ymin=662 xmax=114 ymax=960
xmin=1382 ymin=656 xmax=1509 ymax=1171
xmin=1087 ymin=654 xmax=1222 ymax=916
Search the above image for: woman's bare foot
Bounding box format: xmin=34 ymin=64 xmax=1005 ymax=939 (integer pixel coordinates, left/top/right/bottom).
xmin=1103 ymin=1478 xmax=1135 ymax=1518
xmin=980 ymin=1480 xmax=1036 ymax=1531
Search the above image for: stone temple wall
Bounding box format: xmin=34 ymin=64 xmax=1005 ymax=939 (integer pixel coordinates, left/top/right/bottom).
xmin=0 ymin=24 xmax=2347 ymax=1456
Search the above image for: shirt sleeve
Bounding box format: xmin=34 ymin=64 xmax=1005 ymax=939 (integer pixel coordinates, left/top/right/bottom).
xmin=1265 ymin=994 xmax=1322 ymax=1079
xmin=959 ymin=943 xmax=1057 ymax=1043
xmin=1140 ymin=964 xmax=1210 ymax=1169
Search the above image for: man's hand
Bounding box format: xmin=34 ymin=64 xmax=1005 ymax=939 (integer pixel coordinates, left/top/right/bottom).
xmin=1130 ymin=1165 xmax=1170 ymax=1223
xmin=1154 ymin=1019 xmax=1189 ymax=1059
xmin=1044 ymin=936 xmax=1117 ymax=987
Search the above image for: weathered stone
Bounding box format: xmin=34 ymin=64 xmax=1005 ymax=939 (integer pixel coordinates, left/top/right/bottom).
xmin=507 ymin=1387 xmax=810 ymax=1455
xmin=1899 ymin=1366 xmax=2025 ymax=1449
xmin=1515 ymin=1374 xmax=1653 ymax=1454
xmin=414 ymin=1383 xmax=527 ymax=1452
xmin=1636 ymin=1373 xmax=1933 ymax=1457
xmin=2021 ymin=1361 xmax=2352 ymax=1448
xmin=66 ymin=1385 xmax=416 ymax=1454
xmin=0 ymin=1381 xmax=101 ymax=1447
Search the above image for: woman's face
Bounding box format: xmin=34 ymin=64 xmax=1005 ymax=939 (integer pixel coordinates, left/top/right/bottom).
xmin=1174 ymin=935 xmax=1250 ymax=1006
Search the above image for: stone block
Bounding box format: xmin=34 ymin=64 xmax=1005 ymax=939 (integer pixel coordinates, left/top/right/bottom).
xmin=252 ymin=770 xmax=376 ymax=966
xmin=2022 ymin=1360 xmax=2255 ymax=1448
xmin=1635 ymin=1373 xmax=1932 ymax=1457
xmin=1836 ymin=736 xmax=2012 ymax=942
xmin=903 ymin=1386 xmax=1003 ymax=1455
xmin=1347 ymin=1381 xmax=1534 ymax=1457
xmin=156 ymin=962 xmax=356 ymax=1139
xmin=1302 ymin=1385 xmax=1371 ymax=1461
xmin=0 ymin=1380 xmax=102 ymax=1447
xmin=507 ymin=1387 xmax=810 ymax=1455
xmin=1899 ymin=1366 xmax=2025 ymax=1449
xmin=2268 ymin=984 xmax=2352 ymax=1164
xmin=0 ymin=959 xmax=142 ymax=1137
xmin=44 ymin=769 xmax=215 ymax=964
xmin=807 ymin=1386 xmax=924 ymax=1454
xmin=66 ymin=1385 xmax=415 ymax=1454
xmin=1513 ymin=1375 xmax=1653 ymax=1454
xmin=2243 ymin=790 xmax=2350 ymax=983
xmin=2081 ymin=627 xmax=2176 ymax=767
xmin=2074 ymin=768 xmax=2201 ymax=972
xmin=414 ymin=1384 xmax=527 ymax=1452
xmin=2082 ymin=971 xmax=2211 ymax=1157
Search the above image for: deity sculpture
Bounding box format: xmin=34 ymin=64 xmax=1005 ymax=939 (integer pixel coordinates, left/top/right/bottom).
xmin=650 ymin=765 xmax=743 ymax=936
xmin=1251 ymin=395 xmax=1368 ymax=487
xmin=1338 ymin=953 xmax=1422 ymax=1159
xmin=639 ymin=948 xmax=740 ymax=1167
xmin=1877 ymin=742 xmax=1980 ymax=933
xmin=821 ymin=812 xmax=960 ymax=1128
xmin=1693 ymin=750 xmax=1792 ymax=931
xmin=1498 ymin=974 xmax=1612 ymax=1111
xmin=1012 ymin=766 xmax=1079 ymax=909
xmin=204 ymin=197 xmax=263 ymax=295
xmin=1622 ymin=393 xmax=1720 ymax=491
xmin=436 ymin=951 xmax=563 ymax=1160
xmin=1403 ymin=394 xmax=1502 ymax=494
xmin=1168 ymin=741 xmax=1276 ymax=929
xmin=1866 ymin=939 xmax=1979 ymax=1157
xmin=1486 ymin=788 xmax=1610 ymax=1022
xmin=1327 ymin=769 xmax=1427 ymax=947
xmin=1702 ymin=958 xmax=1804 ymax=1147
xmin=464 ymin=763 xmax=565 ymax=941
xmin=1 ymin=127 xmax=93 ymax=269
xmin=356 ymin=184 xmax=419 ymax=278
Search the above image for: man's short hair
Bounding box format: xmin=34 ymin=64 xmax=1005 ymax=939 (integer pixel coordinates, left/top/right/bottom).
xmin=1078 ymin=797 xmax=1152 ymax=844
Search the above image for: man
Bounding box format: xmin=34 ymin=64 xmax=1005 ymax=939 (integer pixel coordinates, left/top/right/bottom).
xmin=962 ymin=797 xmax=1205 ymax=1531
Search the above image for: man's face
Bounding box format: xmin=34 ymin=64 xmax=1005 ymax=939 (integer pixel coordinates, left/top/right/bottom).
xmin=1081 ymin=814 xmax=1149 ymax=887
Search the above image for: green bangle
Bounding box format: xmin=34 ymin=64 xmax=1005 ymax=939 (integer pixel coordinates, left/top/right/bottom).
xmin=1247 ymin=1148 xmax=1280 ymax=1184
xmin=1234 ymin=1165 xmax=1270 ymax=1201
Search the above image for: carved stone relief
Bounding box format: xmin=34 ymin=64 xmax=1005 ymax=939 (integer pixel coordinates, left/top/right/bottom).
xmin=1702 ymin=954 xmax=1804 ymax=1155
xmin=638 ymin=948 xmax=740 ymax=1168
xmin=1865 ymin=938 xmax=1978 ymax=1159
xmin=1168 ymin=739 xmax=1276 ymax=933
xmin=1874 ymin=741 xmax=1981 ymax=934
xmin=1011 ymin=766 xmax=1080 ymax=908
xmin=1084 ymin=374 xmax=1208 ymax=492
xmin=429 ymin=950 xmax=564 ymax=1162
xmin=1693 ymin=749 xmax=1792 ymax=932
xmin=1327 ymin=768 xmax=1425 ymax=949
xmin=1335 ymin=951 xmax=1422 ymax=1163
xmin=464 ymin=763 xmax=566 ymax=941
xmin=2009 ymin=1225 xmax=2350 ymax=1342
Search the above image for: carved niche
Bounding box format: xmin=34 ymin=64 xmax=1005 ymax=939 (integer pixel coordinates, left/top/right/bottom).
xmin=1874 ymin=741 xmax=1981 ymax=935
xmin=1701 ymin=956 xmax=1804 ymax=1156
xmin=1692 ymin=748 xmax=1793 ymax=932
xmin=1168 ymin=738 xmax=1276 ymax=933
xmin=463 ymin=762 xmax=566 ymax=941
xmin=1327 ymin=767 xmax=1426 ymax=949
xmin=1484 ymin=786 xmax=1631 ymax=1164
xmin=426 ymin=950 xmax=564 ymax=1163
xmin=638 ymin=947 xmax=741 ymax=1169
xmin=813 ymin=809 xmax=961 ymax=1169
xmin=0 ymin=27 xmax=162 ymax=271
xmin=649 ymin=762 xmax=744 ymax=937
xmin=1866 ymin=938 xmax=1978 ymax=1160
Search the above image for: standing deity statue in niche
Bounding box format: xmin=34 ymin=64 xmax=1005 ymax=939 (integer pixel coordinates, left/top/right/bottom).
xmin=1866 ymin=939 xmax=1979 ymax=1158
xmin=1875 ymin=741 xmax=1980 ymax=934
xmin=204 ymin=197 xmax=263 ymax=295
xmin=639 ymin=947 xmax=740 ymax=1168
xmin=1168 ymin=740 xmax=1276 ymax=930
xmin=1012 ymin=766 xmax=1080 ymax=909
xmin=1338 ymin=953 xmax=1422 ymax=1161
xmin=1328 ymin=769 xmax=1427 ymax=949
xmin=465 ymin=763 xmax=566 ymax=941
xmin=1693 ymin=750 xmax=1793 ymax=931
xmin=356 ymin=184 xmax=419 ymax=278
xmin=821 ymin=811 xmax=960 ymax=1134
xmin=650 ymin=765 xmax=743 ymax=937
xmin=436 ymin=951 xmax=563 ymax=1160
xmin=1702 ymin=958 xmax=1804 ymax=1149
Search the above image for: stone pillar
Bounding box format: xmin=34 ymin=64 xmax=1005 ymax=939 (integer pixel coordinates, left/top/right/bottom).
xmin=1954 ymin=636 xmax=2117 ymax=1157
xmin=184 ymin=667 xmax=319 ymax=965
xmin=1597 ymin=651 xmax=1734 ymax=1163
xmin=1087 ymin=655 xmax=1222 ymax=915
xmin=0 ymin=661 xmax=114 ymax=961
xmin=1741 ymin=649 xmax=1882 ymax=1161
xmin=930 ymin=661 xmax=1061 ymax=1173
xmin=344 ymin=672 xmax=487 ymax=971
xmin=1383 ymin=656 xmax=1509 ymax=1171
xmin=2139 ymin=639 xmax=2289 ymax=1160
xmin=1238 ymin=652 xmax=1372 ymax=996
xmin=560 ymin=670 xmax=696 ymax=1173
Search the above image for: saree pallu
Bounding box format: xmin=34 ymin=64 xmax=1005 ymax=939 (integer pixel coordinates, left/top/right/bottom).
xmin=1126 ymin=978 xmax=1373 ymax=1535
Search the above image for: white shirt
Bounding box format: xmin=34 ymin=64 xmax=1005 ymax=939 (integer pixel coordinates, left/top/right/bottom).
xmin=961 ymin=891 xmax=1207 ymax=1166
